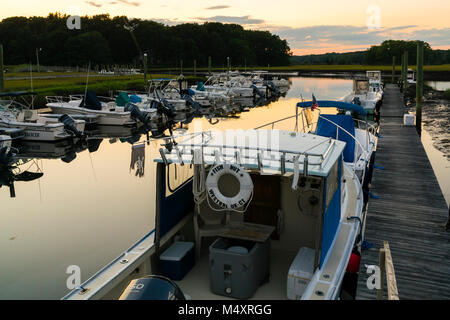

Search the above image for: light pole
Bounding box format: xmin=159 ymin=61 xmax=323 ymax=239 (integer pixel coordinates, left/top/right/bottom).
xmin=36 ymin=48 xmax=42 ymax=73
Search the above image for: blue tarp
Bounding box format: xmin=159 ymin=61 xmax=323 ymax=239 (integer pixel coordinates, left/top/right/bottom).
xmin=130 ymin=94 xmax=142 ymax=103
xmin=196 ymin=82 xmax=205 ymax=91
xmin=297 ymin=100 xmax=367 ymax=116
xmin=317 ymin=114 xmax=355 ymax=163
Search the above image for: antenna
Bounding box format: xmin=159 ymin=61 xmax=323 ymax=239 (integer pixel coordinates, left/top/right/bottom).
xmin=83 ymin=61 xmax=91 ymax=107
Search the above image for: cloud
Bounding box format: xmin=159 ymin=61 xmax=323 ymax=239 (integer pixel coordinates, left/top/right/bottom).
xmin=116 ymin=0 xmax=141 ymax=6
xmin=205 ymin=5 xmax=231 ymax=10
xmin=269 ymin=25 xmax=450 ymax=54
xmin=194 ymin=15 xmax=265 ymax=25
xmin=85 ymin=1 xmax=102 ymax=7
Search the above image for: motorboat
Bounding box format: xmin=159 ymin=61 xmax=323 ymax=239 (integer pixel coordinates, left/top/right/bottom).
xmin=62 ymin=100 xmax=366 ymax=301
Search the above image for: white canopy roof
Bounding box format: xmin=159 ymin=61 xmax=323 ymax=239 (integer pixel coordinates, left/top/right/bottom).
xmin=155 ymin=129 xmax=346 ymax=177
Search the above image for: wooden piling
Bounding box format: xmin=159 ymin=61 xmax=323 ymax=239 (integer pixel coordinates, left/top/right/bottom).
xmin=403 ymin=51 xmax=408 ymax=92
xmin=392 ymin=56 xmax=396 ymax=83
xmin=416 ymin=41 xmax=424 ymax=136
xmin=194 ymin=59 xmax=197 ymax=76
xmin=0 ymin=44 xmax=4 ymax=92
xmin=180 ymin=59 xmax=183 ymax=74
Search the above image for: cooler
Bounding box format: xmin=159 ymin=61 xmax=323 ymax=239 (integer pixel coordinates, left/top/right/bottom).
xmin=287 ymin=247 xmax=315 ymax=300
xmin=160 ymin=241 xmax=195 ymax=281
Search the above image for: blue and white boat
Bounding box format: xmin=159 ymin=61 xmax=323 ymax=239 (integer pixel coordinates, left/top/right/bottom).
xmin=62 ymin=99 xmax=368 ymax=301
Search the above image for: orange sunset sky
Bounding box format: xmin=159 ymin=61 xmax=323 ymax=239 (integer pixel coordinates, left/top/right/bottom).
xmin=2 ymin=0 xmax=450 ymax=55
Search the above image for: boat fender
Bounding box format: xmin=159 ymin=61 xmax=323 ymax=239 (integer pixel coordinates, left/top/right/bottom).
xmin=205 ymin=164 xmax=253 ymax=211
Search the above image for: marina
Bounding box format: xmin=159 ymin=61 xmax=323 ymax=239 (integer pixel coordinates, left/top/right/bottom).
xmin=1 ymin=4 xmax=450 ymax=303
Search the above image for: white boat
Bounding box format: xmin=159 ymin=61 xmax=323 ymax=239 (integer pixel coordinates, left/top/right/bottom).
xmin=46 ymin=92 xmax=136 ymax=126
xmin=62 ymin=101 xmax=366 ymax=301
xmin=340 ymin=76 xmax=383 ymax=122
xmin=0 ymin=99 xmax=76 ymax=141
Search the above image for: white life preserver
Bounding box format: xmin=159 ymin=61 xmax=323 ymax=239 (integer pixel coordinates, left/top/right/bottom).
xmin=205 ymin=163 xmax=253 ymax=211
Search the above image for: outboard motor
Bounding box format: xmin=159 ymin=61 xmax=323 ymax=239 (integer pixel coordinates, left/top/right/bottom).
xmin=59 ymin=114 xmax=83 ymax=137
xmin=351 ymin=96 xmax=361 ymax=106
xmin=125 ymin=103 xmax=149 ymax=125
xmin=182 ymin=94 xmax=201 ymax=112
xmin=119 ymin=275 xmax=186 ymax=300
xmin=251 ymin=84 xmax=264 ymax=99
xmin=267 ymin=81 xmax=280 ymax=95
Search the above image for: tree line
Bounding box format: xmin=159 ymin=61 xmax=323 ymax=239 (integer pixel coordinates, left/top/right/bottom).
xmin=291 ymin=40 xmax=450 ymax=65
xmin=0 ymin=13 xmax=292 ymax=69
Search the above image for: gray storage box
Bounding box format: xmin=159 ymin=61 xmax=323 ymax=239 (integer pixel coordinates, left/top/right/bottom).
xmin=209 ymin=237 xmax=270 ymax=299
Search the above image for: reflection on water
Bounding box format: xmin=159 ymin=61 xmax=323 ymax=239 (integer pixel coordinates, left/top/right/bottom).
xmin=1 ymin=76 xmax=447 ymax=299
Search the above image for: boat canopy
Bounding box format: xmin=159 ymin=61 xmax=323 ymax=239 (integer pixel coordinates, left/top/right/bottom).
xmin=155 ymin=130 xmax=346 ymax=177
xmin=296 ymin=100 xmax=367 ymax=116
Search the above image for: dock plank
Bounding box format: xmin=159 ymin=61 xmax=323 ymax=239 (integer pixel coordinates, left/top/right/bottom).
xmin=356 ymin=84 xmax=450 ymax=300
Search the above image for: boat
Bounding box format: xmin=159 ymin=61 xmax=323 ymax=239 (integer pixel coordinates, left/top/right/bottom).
xmin=46 ymin=91 xmax=136 ymax=126
xmin=62 ymin=99 xmax=366 ymax=301
xmin=340 ymin=74 xmax=383 ymax=123
xmin=0 ymin=92 xmax=82 ymax=141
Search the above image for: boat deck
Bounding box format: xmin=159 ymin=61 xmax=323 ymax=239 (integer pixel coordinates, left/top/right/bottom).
xmin=356 ymin=84 xmax=450 ymax=299
xmin=176 ymin=248 xmax=297 ymax=300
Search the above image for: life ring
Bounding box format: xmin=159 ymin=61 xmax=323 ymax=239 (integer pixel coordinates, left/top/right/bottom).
xmin=205 ymin=163 xmax=253 ymax=211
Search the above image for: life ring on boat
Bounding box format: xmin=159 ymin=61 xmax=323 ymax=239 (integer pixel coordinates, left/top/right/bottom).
xmin=205 ymin=163 xmax=253 ymax=211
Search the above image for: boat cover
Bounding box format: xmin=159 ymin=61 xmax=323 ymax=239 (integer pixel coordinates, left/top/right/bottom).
xmin=297 ymin=100 xmax=367 ymax=116
xmin=115 ymin=92 xmax=131 ymax=107
xmin=317 ymin=114 xmax=355 ymax=162
xmin=80 ymin=91 xmax=102 ymax=110
xmin=130 ymin=95 xmax=142 ymax=103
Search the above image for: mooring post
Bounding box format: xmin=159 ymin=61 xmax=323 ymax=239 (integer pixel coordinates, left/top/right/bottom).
xmin=400 ymin=54 xmax=404 ymax=88
xmin=416 ymin=41 xmax=424 ymax=136
xmin=180 ymin=59 xmax=183 ymax=75
xmin=0 ymin=44 xmax=4 ymax=92
xmin=194 ymin=59 xmax=197 ymax=77
xmin=392 ymin=56 xmax=396 ymax=83
xmin=403 ymin=51 xmax=408 ymax=93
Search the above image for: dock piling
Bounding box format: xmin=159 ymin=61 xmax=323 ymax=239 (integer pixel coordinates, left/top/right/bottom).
xmin=403 ymin=51 xmax=408 ymax=92
xmin=416 ymin=41 xmax=424 ymax=136
xmin=391 ymin=56 xmax=396 ymax=83
xmin=208 ymin=56 xmax=212 ymax=74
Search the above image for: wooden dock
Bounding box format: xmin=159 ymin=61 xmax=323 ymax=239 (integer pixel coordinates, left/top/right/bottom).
xmin=356 ymin=84 xmax=450 ymax=300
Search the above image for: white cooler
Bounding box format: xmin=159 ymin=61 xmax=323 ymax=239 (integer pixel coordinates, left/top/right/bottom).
xmin=287 ymin=247 xmax=315 ymax=300
xmin=403 ymin=113 xmax=415 ymax=126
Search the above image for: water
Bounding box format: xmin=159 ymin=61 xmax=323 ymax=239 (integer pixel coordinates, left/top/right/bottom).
xmin=1 ymin=76 xmax=448 ymax=299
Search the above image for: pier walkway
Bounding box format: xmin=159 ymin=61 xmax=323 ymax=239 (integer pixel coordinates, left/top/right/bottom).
xmin=356 ymin=84 xmax=450 ymax=300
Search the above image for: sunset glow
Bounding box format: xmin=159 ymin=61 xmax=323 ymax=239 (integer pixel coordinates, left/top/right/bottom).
xmin=2 ymin=0 xmax=450 ymax=54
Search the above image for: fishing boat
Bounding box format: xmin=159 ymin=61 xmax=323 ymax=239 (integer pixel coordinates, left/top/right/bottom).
xmin=0 ymin=93 xmax=80 ymax=141
xmin=62 ymin=99 xmax=366 ymax=301
xmin=46 ymin=91 xmax=136 ymax=126
xmin=340 ymin=74 xmax=383 ymax=123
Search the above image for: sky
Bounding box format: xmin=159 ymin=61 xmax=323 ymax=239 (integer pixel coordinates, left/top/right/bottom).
xmin=2 ymin=0 xmax=450 ymax=55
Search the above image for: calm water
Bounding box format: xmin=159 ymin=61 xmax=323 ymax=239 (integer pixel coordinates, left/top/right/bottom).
xmin=1 ymin=77 xmax=448 ymax=299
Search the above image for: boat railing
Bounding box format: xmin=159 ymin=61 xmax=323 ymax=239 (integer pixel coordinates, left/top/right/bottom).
xmin=159 ymin=129 xmax=338 ymax=176
xmin=45 ymin=96 xmax=72 ymax=103
xmin=254 ymin=106 xmax=369 ymax=185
